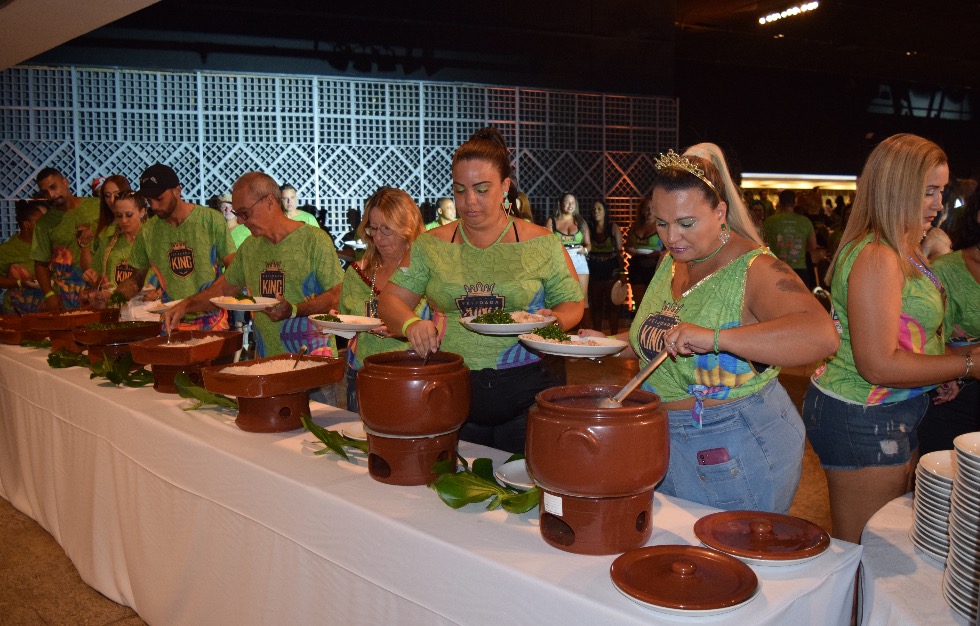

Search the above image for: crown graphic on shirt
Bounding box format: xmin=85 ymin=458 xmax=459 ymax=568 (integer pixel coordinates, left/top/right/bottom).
xmin=264 ymin=260 xmax=282 ymax=271
xmin=171 ymin=241 xmax=188 ymax=250
xmin=660 ymin=301 xmax=683 ymax=317
xmin=463 ymin=282 xmax=495 ymax=296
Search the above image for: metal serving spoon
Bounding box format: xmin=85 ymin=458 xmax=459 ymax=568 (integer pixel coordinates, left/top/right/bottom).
xmin=595 ymin=349 xmax=670 ymax=408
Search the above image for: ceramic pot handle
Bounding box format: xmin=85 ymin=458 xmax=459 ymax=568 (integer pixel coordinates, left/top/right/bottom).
xmin=558 ymin=427 xmax=600 ymax=453
xmin=421 ymin=380 xmax=448 ymax=404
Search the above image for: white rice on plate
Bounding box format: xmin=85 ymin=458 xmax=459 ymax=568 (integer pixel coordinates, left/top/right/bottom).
xmin=220 ymin=359 xmax=322 ymax=375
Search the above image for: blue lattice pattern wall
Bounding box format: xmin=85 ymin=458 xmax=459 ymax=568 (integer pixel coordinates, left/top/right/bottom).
xmin=0 ymin=66 xmax=677 ymax=241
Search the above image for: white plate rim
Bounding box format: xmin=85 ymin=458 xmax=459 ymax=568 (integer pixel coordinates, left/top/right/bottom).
xmin=518 ymin=334 xmax=628 ymax=357
xmin=146 ymin=299 xmax=183 ymax=314
xmin=330 ymin=419 xmax=367 ymax=441
xmin=494 ymin=459 xmax=535 ymax=491
xmin=613 ymin=579 xmax=761 ymax=616
xmin=459 ymin=314 xmax=556 ymax=335
xmin=210 ymin=296 xmax=278 ymax=311
xmin=309 ymin=314 xmax=383 ymax=332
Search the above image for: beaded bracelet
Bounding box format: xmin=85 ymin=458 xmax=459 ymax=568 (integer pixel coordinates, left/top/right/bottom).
xmin=401 ymin=316 xmax=422 ymax=337
xmin=713 ymin=328 xmax=721 ymax=354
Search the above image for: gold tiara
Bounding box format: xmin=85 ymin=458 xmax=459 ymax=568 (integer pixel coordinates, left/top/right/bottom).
xmin=654 ymin=150 xmax=720 ymax=198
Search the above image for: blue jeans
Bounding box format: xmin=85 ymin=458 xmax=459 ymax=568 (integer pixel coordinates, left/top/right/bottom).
xmin=657 ymin=379 xmax=805 ymax=513
xmin=803 ymin=383 xmax=928 ymax=469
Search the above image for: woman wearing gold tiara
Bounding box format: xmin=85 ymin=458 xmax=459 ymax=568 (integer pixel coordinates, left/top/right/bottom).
xmin=582 ymin=143 xmax=838 ymax=513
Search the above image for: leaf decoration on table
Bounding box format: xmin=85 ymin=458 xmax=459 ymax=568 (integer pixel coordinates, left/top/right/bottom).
xmin=428 ymin=454 xmax=540 ymax=514
xmin=21 ymin=338 xmax=51 ymax=349
xmin=300 ymin=414 xmax=369 ymax=460
xmin=174 ymin=372 xmax=239 ymax=410
xmin=47 ymin=349 xmax=90 ymax=368
xmin=89 ymin=353 xmax=154 ymax=387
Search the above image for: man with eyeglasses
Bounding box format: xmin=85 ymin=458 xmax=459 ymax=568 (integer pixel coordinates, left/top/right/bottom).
xmin=163 ymin=171 xmax=343 ymax=360
xmin=113 ymin=163 xmax=237 ymax=330
xmin=30 ymin=167 xmax=102 ymax=310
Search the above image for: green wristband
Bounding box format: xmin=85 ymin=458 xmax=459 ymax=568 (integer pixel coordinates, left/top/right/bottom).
xmin=44 ymin=290 xmax=56 ymax=299
xmin=289 ymin=302 xmax=297 ymax=318
xmin=401 ymin=316 xmax=422 ymax=336
xmin=713 ymin=328 xmax=721 ymax=353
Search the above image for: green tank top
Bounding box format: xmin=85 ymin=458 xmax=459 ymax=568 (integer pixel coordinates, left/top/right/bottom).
xmin=630 ymin=248 xmax=779 ymax=411
xmin=932 ymin=250 xmax=979 ymax=346
xmin=550 ymin=217 xmax=584 ymax=246
xmin=390 ymin=225 xmax=583 ymax=371
xmin=812 ymin=234 xmax=945 ymax=404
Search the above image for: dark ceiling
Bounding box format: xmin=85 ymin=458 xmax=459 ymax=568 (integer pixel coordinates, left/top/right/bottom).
xmin=26 ymin=0 xmax=980 ymax=174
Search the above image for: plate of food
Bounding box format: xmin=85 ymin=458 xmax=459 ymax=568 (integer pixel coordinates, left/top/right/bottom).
xmin=147 ymin=299 xmax=184 ymax=314
xmin=309 ymin=313 xmax=383 ymax=332
xmin=519 ymin=328 xmax=628 ymax=357
xmin=210 ymin=295 xmax=279 ymax=311
xmin=460 ymin=311 xmax=557 ymax=335
xmin=494 ymin=459 xmax=535 ymax=491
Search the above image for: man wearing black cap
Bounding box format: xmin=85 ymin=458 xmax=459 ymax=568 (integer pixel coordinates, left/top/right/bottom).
xmin=30 ymin=167 xmax=101 ymax=310
xmin=113 ymin=163 xmax=237 ymax=330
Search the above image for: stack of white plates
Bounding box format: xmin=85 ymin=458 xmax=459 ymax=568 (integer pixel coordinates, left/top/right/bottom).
xmin=944 ymin=432 xmax=980 ymax=622
xmin=911 ymin=450 xmax=954 ymax=563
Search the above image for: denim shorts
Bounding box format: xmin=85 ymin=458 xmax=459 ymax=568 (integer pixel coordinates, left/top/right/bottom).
xmin=656 ymin=378 xmax=805 ymax=514
xmin=802 ymin=383 xmax=928 ymax=469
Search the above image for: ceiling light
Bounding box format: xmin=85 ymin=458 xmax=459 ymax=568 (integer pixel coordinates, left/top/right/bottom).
xmin=759 ymin=2 xmax=819 ymax=25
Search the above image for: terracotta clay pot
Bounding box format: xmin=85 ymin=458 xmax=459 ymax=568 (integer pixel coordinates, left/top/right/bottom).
xmin=202 ymin=354 xmax=344 ymax=433
xmin=356 ymin=351 xmax=470 ymax=436
xmin=527 ymin=384 xmax=668 ymax=555
xmin=130 ymin=331 xmax=244 ymax=393
xmin=73 ymin=321 xmax=161 ymax=366
xmin=527 ymin=384 xmax=668 ymax=498
xmin=30 ymin=308 xmax=119 ymax=353
xmin=365 ymin=430 xmax=459 ymax=486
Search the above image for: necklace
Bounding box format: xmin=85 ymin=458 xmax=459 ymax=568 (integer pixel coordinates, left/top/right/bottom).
xmin=688 ymin=240 xmax=727 ymax=265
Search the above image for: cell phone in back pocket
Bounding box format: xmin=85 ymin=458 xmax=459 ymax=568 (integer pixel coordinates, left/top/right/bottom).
xmin=697 ymin=447 xmax=730 ymax=465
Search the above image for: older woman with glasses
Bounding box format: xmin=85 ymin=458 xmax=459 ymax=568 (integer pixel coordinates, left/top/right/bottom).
xmin=379 ymin=127 xmax=584 ymax=454
xmin=338 ymin=187 xmax=426 ymax=411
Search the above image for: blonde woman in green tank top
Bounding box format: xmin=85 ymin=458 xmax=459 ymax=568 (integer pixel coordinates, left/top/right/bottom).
xmin=803 ymin=134 xmax=980 ymax=544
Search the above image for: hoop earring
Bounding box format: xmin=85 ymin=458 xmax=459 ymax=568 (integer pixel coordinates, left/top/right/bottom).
xmin=719 ymin=222 xmax=731 ymax=245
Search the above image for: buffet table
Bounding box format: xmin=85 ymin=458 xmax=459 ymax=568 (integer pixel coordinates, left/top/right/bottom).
xmin=0 ymin=344 xmax=862 ymax=625
xmin=861 ymin=494 xmax=971 ymax=625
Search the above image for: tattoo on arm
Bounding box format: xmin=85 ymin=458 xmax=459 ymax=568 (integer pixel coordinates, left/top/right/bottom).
xmin=769 ymin=259 xmax=809 ymax=293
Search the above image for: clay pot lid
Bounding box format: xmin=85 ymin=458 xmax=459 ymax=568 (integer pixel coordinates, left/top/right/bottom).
xmin=610 ymin=545 xmax=757 ymax=611
xmin=694 ymin=510 xmax=830 ymax=562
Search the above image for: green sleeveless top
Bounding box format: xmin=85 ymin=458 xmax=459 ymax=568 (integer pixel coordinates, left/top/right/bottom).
xmin=591 ymin=226 xmax=619 ymax=255
xmin=550 ymin=217 xmax=584 ymax=246
xmin=812 ymin=234 xmax=945 ymax=404
xmin=390 ymin=223 xmax=582 ymax=371
xmin=630 ymin=248 xmax=779 ymax=415
xmin=626 ymin=229 xmax=663 ymax=251
xmin=932 ymin=250 xmax=979 ymax=347
xmin=339 ymin=263 xmax=428 ymax=371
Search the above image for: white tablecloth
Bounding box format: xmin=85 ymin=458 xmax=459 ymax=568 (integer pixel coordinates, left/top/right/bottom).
xmin=0 ymin=344 xmax=862 ymax=625
xmin=861 ymin=494 xmax=971 ymax=625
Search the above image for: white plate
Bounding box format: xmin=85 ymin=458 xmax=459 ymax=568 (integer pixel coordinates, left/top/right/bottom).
xmin=919 ymin=450 xmax=957 ymax=482
xmin=706 ymin=546 xmax=826 ymax=568
xmin=494 ymin=459 xmax=534 ymax=491
xmin=147 ymin=299 xmax=183 ymax=314
xmin=519 ymin=334 xmax=628 ymax=358
xmin=309 ymin=314 xmax=383 ymax=332
xmin=331 ymin=420 xmax=367 ymax=441
xmin=629 ymin=248 xmax=657 ymax=255
xmin=614 ymin=583 xmax=760 ymax=617
xmin=953 ymin=432 xmax=980 ymax=460
xmin=460 ymin=314 xmax=556 ymax=335
xmin=210 ymin=296 xmax=278 ymax=311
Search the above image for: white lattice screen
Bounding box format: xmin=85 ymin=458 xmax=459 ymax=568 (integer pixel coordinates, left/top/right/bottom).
xmin=0 ymin=65 xmax=677 ymax=241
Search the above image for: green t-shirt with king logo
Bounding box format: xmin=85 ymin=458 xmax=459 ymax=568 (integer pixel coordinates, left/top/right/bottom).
xmin=224 ymin=225 xmax=343 ymax=358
